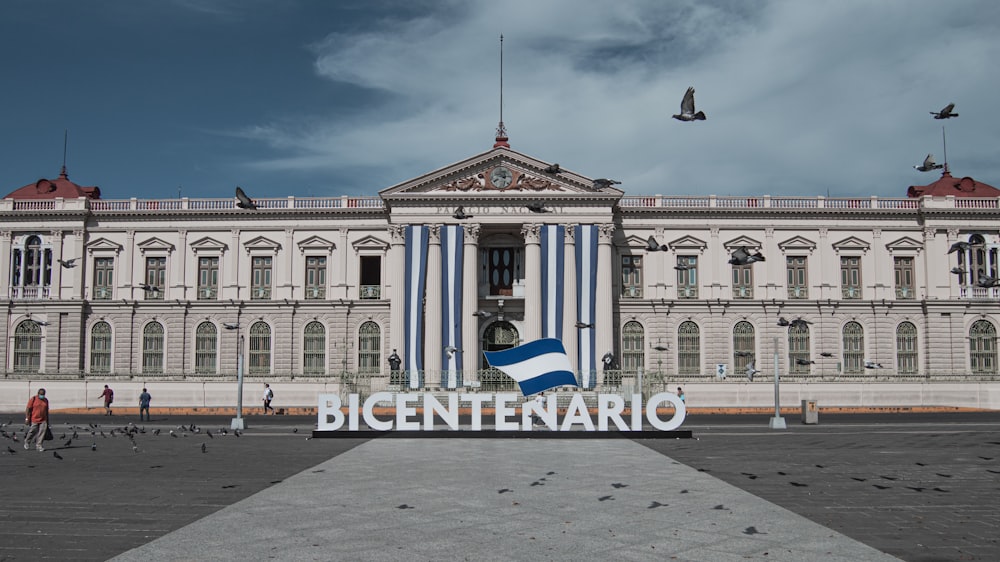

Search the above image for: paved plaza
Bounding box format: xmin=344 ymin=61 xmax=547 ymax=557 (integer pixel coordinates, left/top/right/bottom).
xmin=0 ymin=411 xmax=998 ymax=561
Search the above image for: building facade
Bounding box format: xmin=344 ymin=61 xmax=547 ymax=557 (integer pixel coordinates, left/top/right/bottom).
xmin=3 ymin=142 xmax=1000 ymax=403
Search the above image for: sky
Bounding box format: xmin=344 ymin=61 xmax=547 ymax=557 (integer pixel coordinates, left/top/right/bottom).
xmin=2 ymin=0 xmax=999 ymax=201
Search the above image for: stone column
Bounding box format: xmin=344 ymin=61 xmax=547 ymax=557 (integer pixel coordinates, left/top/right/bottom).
xmin=817 ymin=228 xmax=829 ymax=300
xmin=228 ymin=229 xmax=240 ymax=300
xmin=50 ymin=230 xmax=64 ymax=300
xmin=175 ymin=229 xmax=188 ymax=300
xmin=72 ymin=230 xmax=85 ymax=299
xmin=284 ymin=228 xmax=295 ymax=299
xmin=388 ymin=225 xmax=407 ymax=374
xmin=595 ymin=224 xmax=615 ymax=378
xmin=561 ymin=224 xmax=578 ymax=372
xmin=522 ymin=224 xmax=542 ymax=342
xmin=462 ymin=224 xmax=481 ymax=383
xmin=424 ymin=225 xmax=443 ymax=383
xmin=125 ymin=230 xmax=137 ymax=299
xmin=0 ymin=231 xmax=11 ymax=299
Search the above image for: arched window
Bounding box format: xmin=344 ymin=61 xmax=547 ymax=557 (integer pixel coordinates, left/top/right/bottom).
xmin=358 ymin=321 xmax=380 ymax=375
xmin=733 ymin=321 xmax=755 ymax=373
xmin=195 ymin=322 xmax=217 ymax=374
xmin=10 ymin=235 xmax=53 ymax=298
xmin=142 ymin=321 xmax=165 ymax=374
xmin=789 ymin=323 xmax=811 ymax=374
xmin=621 ymin=321 xmax=645 ymax=375
xmin=90 ymin=321 xmax=112 ymax=373
xmin=13 ymin=320 xmax=42 ymax=373
xmin=896 ymin=322 xmax=918 ymax=374
xmin=678 ymin=321 xmax=700 ymax=375
xmin=970 ymin=320 xmax=997 ymax=374
xmin=248 ymin=321 xmax=271 ymax=375
xmin=842 ymin=321 xmax=864 ymax=374
xmin=481 ymin=321 xmax=520 ymax=391
xmin=303 ymin=321 xmax=326 ymax=375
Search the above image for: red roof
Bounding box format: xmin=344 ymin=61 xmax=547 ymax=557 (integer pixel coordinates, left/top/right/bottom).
xmin=3 ymin=167 xmax=101 ymax=200
xmin=907 ymin=167 xmax=999 ymax=198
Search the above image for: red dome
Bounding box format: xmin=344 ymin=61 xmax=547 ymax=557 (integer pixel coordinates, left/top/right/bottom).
xmin=4 ymin=167 xmax=101 ymax=200
xmin=907 ymin=167 xmax=999 ymax=198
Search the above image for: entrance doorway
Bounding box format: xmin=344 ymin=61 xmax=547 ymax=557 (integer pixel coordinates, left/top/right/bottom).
xmin=480 ymin=321 xmax=519 ymax=391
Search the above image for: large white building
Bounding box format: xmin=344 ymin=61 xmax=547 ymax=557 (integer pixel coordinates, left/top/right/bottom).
xmin=4 ymin=131 xmax=1000 ymax=410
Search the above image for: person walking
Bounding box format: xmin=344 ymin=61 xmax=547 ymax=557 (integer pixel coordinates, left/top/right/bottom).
xmin=138 ymin=388 xmax=152 ymax=421
xmin=677 ymin=387 xmax=686 ymax=403
xmin=263 ymin=383 xmax=274 ymax=415
xmin=24 ymin=388 xmax=50 ymax=452
xmin=99 ymin=384 xmax=115 ymax=416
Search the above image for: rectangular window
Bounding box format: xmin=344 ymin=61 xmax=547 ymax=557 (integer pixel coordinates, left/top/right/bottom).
xmin=894 ymin=257 xmax=915 ymax=299
xmin=305 ymin=256 xmax=327 ymax=299
xmin=197 ymin=257 xmax=219 ymax=300
xmin=732 ymin=264 xmax=753 ymax=299
xmin=484 ymin=247 xmax=522 ymax=296
xmin=677 ymin=256 xmax=698 ymax=299
xmin=251 ymin=256 xmax=272 ymax=300
xmin=359 ymin=255 xmax=381 ymax=299
xmin=786 ymin=256 xmax=808 ymax=299
xmin=93 ymin=257 xmax=114 ymax=300
xmin=841 ymin=256 xmax=862 ymax=299
xmin=621 ymin=256 xmax=642 ymax=298
xmin=144 ymin=257 xmax=166 ymax=300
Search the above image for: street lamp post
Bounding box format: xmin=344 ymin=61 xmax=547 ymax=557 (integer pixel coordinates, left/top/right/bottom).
xmin=769 ymin=336 xmax=786 ymax=429
xmin=225 ymin=323 xmax=246 ymax=430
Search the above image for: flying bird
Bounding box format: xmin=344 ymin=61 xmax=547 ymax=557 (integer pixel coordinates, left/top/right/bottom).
xmin=789 ymin=318 xmax=812 ymax=329
xmin=593 ymin=178 xmax=621 ymax=189
xmin=948 ymin=242 xmax=970 ymax=254
xmin=819 ymin=352 xmax=835 ymax=358
xmin=653 ymin=345 xmax=669 ymax=352
xmin=223 ymin=322 xmax=240 ymax=330
xmin=452 ymin=206 xmax=471 ymax=220
xmin=728 ymin=247 xmax=765 ymax=265
xmin=57 ymin=258 xmax=78 ymax=268
xmin=646 ymin=236 xmax=667 ymax=252
xmin=576 ymin=322 xmax=594 ymax=329
xmin=526 ymin=202 xmax=551 ymax=213
xmin=777 ymin=317 xmax=790 ymax=327
xmin=977 ymin=274 xmax=999 ymax=288
xmin=602 ymin=352 xmax=615 ymax=367
xmin=672 ymin=86 xmax=707 ymax=121
xmin=914 ymin=154 xmax=943 ymax=172
xmin=745 ymin=360 xmax=758 ymax=382
xmin=543 ymin=163 xmax=562 ymax=174
xmin=472 ymin=310 xmax=493 ymax=319
xmin=139 ymin=283 xmax=160 ymax=293
xmin=795 ymin=358 xmax=815 ymax=366
xmin=444 ymin=345 xmax=461 ymax=358
xmin=674 ymin=262 xmax=691 ymax=271
xmin=864 ymin=360 xmax=884 ymax=369
xmin=931 ymin=103 xmax=958 ymax=119
xmin=950 ymin=266 xmax=966 ymax=275
xmin=235 ymin=186 xmax=257 ymax=210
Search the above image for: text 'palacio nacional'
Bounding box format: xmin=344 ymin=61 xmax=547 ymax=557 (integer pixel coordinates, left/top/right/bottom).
xmin=3 ymin=129 xmax=1000 ymax=412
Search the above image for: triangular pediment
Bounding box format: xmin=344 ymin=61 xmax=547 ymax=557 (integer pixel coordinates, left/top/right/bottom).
xmin=297 ymin=235 xmax=335 ymax=253
xmin=85 ymin=237 xmax=123 ymax=254
xmin=886 ymin=236 xmax=923 ymax=253
xmin=136 ymin=237 xmax=174 ymax=253
xmin=723 ymin=235 xmax=763 ymax=250
xmin=778 ymin=235 xmax=816 ymax=252
xmin=379 ymin=147 xmax=624 ymax=200
xmin=669 ymin=235 xmax=707 ymax=250
xmin=622 ymin=235 xmax=653 ymax=249
xmin=352 ymin=235 xmax=388 ymax=251
xmin=243 ymin=236 xmax=281 ymax=253
xmin=190 ymin=236 xmax=228 ymax=254
xmin=832 ymin=236 xmax=870 ymax=253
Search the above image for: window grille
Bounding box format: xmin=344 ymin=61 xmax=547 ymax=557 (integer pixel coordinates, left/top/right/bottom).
xmin=14 ymin=320 xmax=42 ymax=373
xmin=195 ymin=322 xmax=217 ymax=374
xmin=842 ymin=321 xmax=864 ymax=374
xmin=142 ymin=321 xmax=164 ymax=374
xmin=970 ymin=320 xmax=997 ymax=375
xmin=248 ymin=321 xmax=271 ymax=374
xmin=358 ymin=321 xmax=381 ymax=374
xmin=896 ymin=322 xmax=918 ymax=374
xmin=303 ymin=321 xmax=326 ymax=375
xmin=90 ymin=321 xmax=112 ymax=373
xmin=677 ymin=321 xmax=700 ymax=375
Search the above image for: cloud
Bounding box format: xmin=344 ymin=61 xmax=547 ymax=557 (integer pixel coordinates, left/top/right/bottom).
xmin=238 ymin=0 xmax=1000 ymax=198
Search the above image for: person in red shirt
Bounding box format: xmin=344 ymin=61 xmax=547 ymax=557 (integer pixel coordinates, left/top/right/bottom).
xmin=98 ymin=384 xmax=114 ymax=416
xmin=24 ymin=388 xmax=49 ymax=452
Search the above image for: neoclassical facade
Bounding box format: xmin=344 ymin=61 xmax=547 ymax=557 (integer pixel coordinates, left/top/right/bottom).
xmin=3 ymin=141 xmax=1000 ymax=396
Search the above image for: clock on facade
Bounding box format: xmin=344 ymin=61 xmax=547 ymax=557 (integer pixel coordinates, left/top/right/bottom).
xmin=490 ymin=166 xmax=513 ymax=189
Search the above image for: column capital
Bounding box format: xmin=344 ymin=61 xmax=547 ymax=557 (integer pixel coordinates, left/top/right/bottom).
xmin=463 ymin=224 xmax=481 ymax=244
xmin=598 ymin=223 xmax=615 ymax=243
xmin=521 ymin=223 xmax=541 ymax=244
xmin=389 ymin=224 xmax=407 ymax=244
xmin=428 ymin=224 xmax=441 ymax=244
xmin=923 ymin=227 xmax=937 ymax=240
xmin=50 ymin=230 xmax=65 ymax=240
xmin=0 ymin=230 xmax=11 ymax=241
xmin=562 ymin=224 xmax=578 ymax=244
xmin=947 ymin=228 xmax=960 ymax=240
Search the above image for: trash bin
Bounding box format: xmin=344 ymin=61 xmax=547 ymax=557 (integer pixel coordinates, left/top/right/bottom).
xmin=801 ymin=400 xmax=818 ymax=424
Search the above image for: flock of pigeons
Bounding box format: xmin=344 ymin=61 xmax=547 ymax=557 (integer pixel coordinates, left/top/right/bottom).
xmin=913 ymin=102 xmax=959 ymax=172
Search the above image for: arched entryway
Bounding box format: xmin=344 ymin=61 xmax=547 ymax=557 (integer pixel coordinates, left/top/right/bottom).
xmin=480 ymin=321 xmax=520 ymax=391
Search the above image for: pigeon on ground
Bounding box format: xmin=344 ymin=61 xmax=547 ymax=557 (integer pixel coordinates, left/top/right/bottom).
xmin=646 ymin=236 xmax=668 ymax=252
xmin=57 ymin=258 xmax=78 ymax=268
xmin=235 ymin=186 xmax=257 ymax=210
xmin=728 ymin=247 xmax=765 ymax=265
xmin=53 ymin=452 xmax=63 ymax=460
xmin=672 ymin=87 xmax=707 ymax=121
xmin=201 ymin=443 xmax=207 ymax=453
xmin=931 ymin=103 xmax=958 ymax=119
xmin=914 ymin=154 xmax=943 ymax=172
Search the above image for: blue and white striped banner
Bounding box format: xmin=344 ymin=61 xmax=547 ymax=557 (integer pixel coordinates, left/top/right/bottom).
xmin=440 ymin=225 xmax=463 ymax=388
xmin=576 ymin=225 xmax=598 ymax=388
xmin=540 ymin=225 xmax=565 ymax=340
xmin=484 ymin=338 xmax=577 ymax=396
xmin=404 ymin=225 xmax=429 ymax=389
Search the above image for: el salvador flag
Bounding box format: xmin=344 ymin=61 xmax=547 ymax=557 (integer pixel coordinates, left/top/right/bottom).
xmin=483 ymin=338 xmax=578 ymax=396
